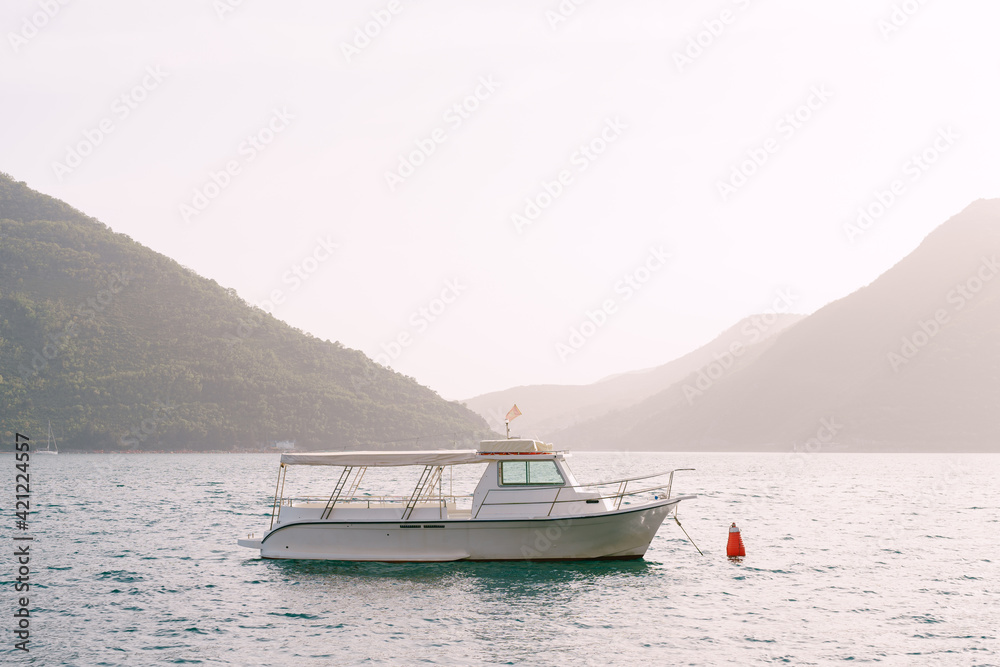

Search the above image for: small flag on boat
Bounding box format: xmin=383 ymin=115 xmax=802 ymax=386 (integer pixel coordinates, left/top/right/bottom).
xmin=505 ymin=404 xmax=522 ymax=422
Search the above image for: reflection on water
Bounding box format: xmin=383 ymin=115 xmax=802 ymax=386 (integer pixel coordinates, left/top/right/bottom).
xmin=260 ymin=557 xmax=665 ymax=664
xmin=266 ymin=557 xmax=654 ymax=588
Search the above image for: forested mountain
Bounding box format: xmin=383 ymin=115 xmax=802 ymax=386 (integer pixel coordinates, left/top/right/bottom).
xmin=0 ymin=173 xmax=491 ymax=450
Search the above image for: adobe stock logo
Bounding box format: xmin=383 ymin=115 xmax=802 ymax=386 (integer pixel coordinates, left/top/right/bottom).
xmin=339 ymin=0 xmax=411 ymax=63
xmin=120 ymin=401 xmax=176 ymax=448
xmin=887 ymin=256 xmax=999 ymax=372
xmin=373 ymin=279 xmax=467 ymax=368
xmin=224 ymin=235 xmax=338 ymax=348
xmin=51 ymin=66 xmax=168 ymax=182
xmin=18 ymin=271 xmax=134 ymax=380
xmin=213 ymin=0 xmax=248 ymax=20
xmin=545 ymin=0 xmax=587 ymax=30
xmin=715 ymin=85 xmax=832 ymax=202
xmin=877 ymin=0 xmax=930 ymax=40
xmin=179 ymin=108 xmax=294 ymax=223
xmin=683 ymin=289 xmax=797 ymax=403
xmin=672 ymin=0 xmax=754 ymax=73
xmin=512 ymin=117 xmax=627 ymax=234
xmin=555 ymin=246 xmax=669 ymax=362
xmin=843 ymin=127 xmax=958 ymax=243
xmin=384 ymin=76 xmax=500 ymax=192
xmin=7 ymin=0 xmax=72 ymax=53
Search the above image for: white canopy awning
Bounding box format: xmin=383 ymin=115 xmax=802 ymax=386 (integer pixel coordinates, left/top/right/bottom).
xmin=279 ymin=448 xmax=560 ymax=467
xmin=280 ymin=449 xmax=483 ymax=467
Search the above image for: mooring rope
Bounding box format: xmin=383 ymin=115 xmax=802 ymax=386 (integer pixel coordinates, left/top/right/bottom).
xmin=675 ymin=514 xmax=704 ymax=556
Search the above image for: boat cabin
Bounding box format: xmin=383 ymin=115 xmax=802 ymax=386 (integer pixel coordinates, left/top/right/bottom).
xmin=269 ymin=439 xmax=612 ymax=528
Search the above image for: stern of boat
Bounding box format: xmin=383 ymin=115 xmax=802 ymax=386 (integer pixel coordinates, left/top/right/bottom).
xmin=237 ymin=536 xmax=263 ymax=550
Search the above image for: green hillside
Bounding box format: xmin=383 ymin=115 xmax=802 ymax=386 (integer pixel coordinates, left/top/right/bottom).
xmin=0 ymin=173 xmax=491 ymax=450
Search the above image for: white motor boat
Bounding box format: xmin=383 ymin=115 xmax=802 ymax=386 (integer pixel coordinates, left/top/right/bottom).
xmin=237 ymin=439 xmax=695 ymax=562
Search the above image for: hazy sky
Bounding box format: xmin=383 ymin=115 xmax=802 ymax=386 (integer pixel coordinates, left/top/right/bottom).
xmin=3 ymin=0 xmax=999 ymax=400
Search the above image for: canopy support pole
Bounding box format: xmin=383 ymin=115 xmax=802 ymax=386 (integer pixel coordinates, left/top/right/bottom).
xmin=269 ymin=464 xmax=287 ymax=530
xmin=320 ymin=466 xmax=354 ymax=520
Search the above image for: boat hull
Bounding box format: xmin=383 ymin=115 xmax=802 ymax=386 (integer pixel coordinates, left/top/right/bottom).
xmin=251 ymin=497 xmax=691 ymax=562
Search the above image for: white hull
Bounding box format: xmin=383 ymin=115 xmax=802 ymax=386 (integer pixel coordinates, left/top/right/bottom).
xmin=245 ymin=497 xmax=690 ymax=562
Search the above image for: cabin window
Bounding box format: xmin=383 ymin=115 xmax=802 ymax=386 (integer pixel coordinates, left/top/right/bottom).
xmin=499 ymin=460 xmax=564 ymax=486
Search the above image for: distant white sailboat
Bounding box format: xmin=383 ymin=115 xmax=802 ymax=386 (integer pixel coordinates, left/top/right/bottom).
xmin=37 ymin=421 xmax=58 ymax=455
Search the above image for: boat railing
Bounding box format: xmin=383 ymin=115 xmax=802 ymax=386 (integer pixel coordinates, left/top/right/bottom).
xmin=475 ymin=468 xmax=693 ymax=518
xmin=270 ymin=468 xmax=693 ymax=524
xmin=280 ymin=493 xmax=475 ymax=508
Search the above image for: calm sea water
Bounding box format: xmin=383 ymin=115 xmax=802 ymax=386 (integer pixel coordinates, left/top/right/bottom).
xmin=2 ymin=451 xmax=998 ymax=666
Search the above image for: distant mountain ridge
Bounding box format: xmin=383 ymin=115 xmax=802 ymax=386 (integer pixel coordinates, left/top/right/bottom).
xmin=0 ymin=172 xmax=491 ymax=450
xmin=554 ymin=199 xmax=1000 ymax=451
xmin=463 ymin=312 xmax=804 ymax=439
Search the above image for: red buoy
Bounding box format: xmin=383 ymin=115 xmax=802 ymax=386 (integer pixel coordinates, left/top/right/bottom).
xmin=727 ymin=522 xmax=746 ymax=558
